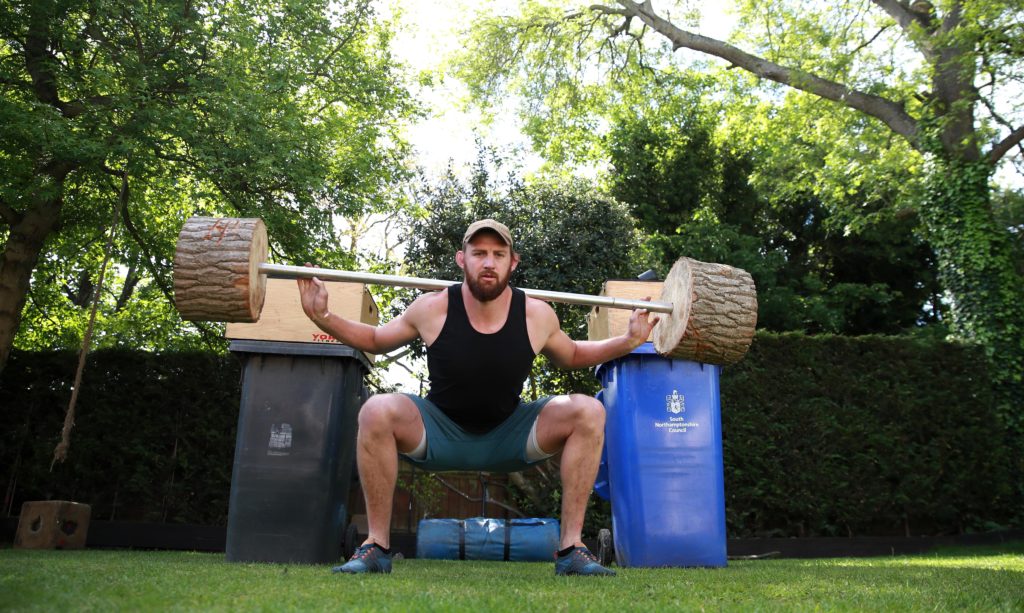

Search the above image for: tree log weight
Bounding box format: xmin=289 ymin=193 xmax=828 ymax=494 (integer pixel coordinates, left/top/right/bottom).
xmin=172 ymin=216 xmax=758 ymax=365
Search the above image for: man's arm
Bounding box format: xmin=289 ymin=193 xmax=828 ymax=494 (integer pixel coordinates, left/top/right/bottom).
xmin=297 ymin=271 xmax=421 ymax=354
xmin=536 ymin=299 xmax=658 ymax=370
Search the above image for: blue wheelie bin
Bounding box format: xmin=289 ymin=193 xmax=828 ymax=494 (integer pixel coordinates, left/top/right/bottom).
xmin=594 ymin=343 xmax=727 ymax=567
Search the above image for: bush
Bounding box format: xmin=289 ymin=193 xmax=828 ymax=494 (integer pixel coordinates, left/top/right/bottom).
xmin=721 ymin=332 xmax=1015 ymax=536
xmin=2 ymin=333 xmax=1016 ymax=536
xmin=1 ymin=349 xmax=239 ymax=524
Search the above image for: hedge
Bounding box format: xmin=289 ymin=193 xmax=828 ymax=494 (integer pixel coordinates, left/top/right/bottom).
xmin=0 ymin=334 xmax=1017 ymax=535
xmin=0 ymin=350 xmax=239 ymax=525
xmin=722 ymin=333 xmax=1015 ymax=536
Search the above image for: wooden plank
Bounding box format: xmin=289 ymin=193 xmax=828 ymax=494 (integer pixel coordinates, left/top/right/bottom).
xmin=225 ymin=278 xmax=379 ymax=362
xmin=587 ymin=280 xmax=664 ymax=342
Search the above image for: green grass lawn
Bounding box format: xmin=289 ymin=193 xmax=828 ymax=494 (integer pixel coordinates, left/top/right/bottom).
xmin=1 ymin=543 xmax=1022 ymax=611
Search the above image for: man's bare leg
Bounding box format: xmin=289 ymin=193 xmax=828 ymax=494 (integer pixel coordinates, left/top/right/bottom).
xmin=535 ymin=394 xmax=607 ymax=550
xmin=354 ymin=393 xmax=424 ymax=550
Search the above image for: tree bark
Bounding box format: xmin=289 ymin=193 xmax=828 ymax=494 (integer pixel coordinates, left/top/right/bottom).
xmin=654 ymin=257 xmax=758 ymax=365
xmin=173 ymin=217 xmax=268 ymax=322
xmin=0 ymin=192 xmax=65 ymax=375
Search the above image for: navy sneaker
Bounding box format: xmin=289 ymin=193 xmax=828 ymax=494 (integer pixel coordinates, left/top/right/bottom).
xmin=333 ymin=543 xmax=392 ymax=574
xmin=555 ymin=546 xmax=616 ymax=576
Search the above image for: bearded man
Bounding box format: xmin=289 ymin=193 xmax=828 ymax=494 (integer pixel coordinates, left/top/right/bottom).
xmin=298 ymin=219 xmax=655 ymax=576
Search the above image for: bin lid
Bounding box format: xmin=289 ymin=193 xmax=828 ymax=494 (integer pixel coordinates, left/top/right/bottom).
xmin=594 ymin=343 xmax=722 ymax=382
xmin=594 ymin=342 xmax=657 ymax=380
xmin=229 ymin=340 xmax=372 ymax=372
xmin=627 ymin=342 xmax=658 ymax=356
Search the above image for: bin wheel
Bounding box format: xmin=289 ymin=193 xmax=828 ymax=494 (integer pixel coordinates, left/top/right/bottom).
xmin=343 ymin=522 xmax=359 ymax=559
xmin=597 ymin=528 xmax=613 ymax=566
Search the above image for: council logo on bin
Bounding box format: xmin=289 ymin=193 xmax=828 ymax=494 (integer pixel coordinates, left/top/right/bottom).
xmin=666 ymin=390 xmax=685 ymax=414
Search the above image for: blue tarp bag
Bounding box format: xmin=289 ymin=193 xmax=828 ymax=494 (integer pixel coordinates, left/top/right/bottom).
xmin=416 ymin=518 xmax=559 ymax=561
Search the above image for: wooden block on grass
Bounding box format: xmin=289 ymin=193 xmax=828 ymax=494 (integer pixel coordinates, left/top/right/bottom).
xmin=14 ymin=501 xmax=91 ymax=549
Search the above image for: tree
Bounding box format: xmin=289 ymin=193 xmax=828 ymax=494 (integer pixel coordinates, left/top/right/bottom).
xmin=458 ymin=0 xmax=1024 ymax=430
xmin=0 ymin=0 xmax=415 ymax=371
xmin=602 ymin=77 xmax=944 ymax=334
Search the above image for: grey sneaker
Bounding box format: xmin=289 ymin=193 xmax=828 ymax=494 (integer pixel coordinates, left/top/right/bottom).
xmin=333 ymin=543 xmax=392 ymax=574
xmin=555 ymin=546 xmax=616 ymax=576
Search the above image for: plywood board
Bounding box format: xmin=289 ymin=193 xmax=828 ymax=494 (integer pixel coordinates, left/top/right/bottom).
xmin=226 ymin=278 xmax=379 ymax=361
xmin=587 ymin=280 xmax=665 ymax=342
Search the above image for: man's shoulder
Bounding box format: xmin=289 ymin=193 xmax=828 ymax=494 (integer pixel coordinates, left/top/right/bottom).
xmin=522 ymin=293 xmax=565 ymax=354
xmin=407 ymin=287 xmax=450 ymax=319
xmin=523 ymin=293 xmax=558 ymax=323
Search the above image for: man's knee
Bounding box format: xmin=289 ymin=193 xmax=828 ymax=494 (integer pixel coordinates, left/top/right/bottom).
xmin=568 ymin=394 xmax=606 ymax=434
xmin=358 ymin=394 xmax=406 ymax=433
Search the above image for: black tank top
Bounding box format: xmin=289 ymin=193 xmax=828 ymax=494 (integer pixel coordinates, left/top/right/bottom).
xmin=426 ymin=284 xmax=536 ymax=434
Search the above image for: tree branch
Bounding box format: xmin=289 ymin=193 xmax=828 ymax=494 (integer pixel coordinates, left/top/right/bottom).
xmin=0 ymin=200 xmax=21 ymax=226
xmin=114 ymin=262 xmax=139 ymax=312
xmin=848 ymin=24 xmax=892 ymax=59
xmin=23 ymin=7 xmax=113 ymax=119
xmin=24 ymin=7 xmax=62 ymax=110
xmin=603 ymin=0 xmax=921 ymax=147
xmin=118 ymin=182 xmax=174 ymax=300
xmin=310 ymin=0 xmax=371 ymax=80
xmin=939 ymin=0 xmax=961 ymax=36
xmin=989 ymin=125 xmax=1024 ymax=165
xmin=0 ymin=75 xmax=32 ymax=90
xmin=980 ymin=92 xmax=1016 ymax=133
xmin=588 ymin=4 xmax=628 ymax=17
xmin=869 ymin=0 xmax=929 ymax=34
xmin=377 ymin=347 xmax=414 ymax=369
xmin=59 ymin=95 xmax=115 ymax=119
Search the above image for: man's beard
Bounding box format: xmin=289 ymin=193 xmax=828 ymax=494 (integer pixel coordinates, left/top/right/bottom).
xmin=465 ymin=271 xmax=509 ymax=302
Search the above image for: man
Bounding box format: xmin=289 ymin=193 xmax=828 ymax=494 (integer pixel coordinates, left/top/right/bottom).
xmin=298 ymin=219 xmax=657 ymax=576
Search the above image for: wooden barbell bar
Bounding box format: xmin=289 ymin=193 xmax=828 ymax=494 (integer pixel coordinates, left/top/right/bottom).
xmin=172 ymin=216 xmax=758 ymax=364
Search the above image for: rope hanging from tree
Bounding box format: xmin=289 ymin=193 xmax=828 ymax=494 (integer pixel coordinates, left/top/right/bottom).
xmin=51 ymin=171 xmax=126 ymax=469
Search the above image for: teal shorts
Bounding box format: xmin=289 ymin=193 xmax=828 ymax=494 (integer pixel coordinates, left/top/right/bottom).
xmin=400 ymin=394 xmax=554 ymax=472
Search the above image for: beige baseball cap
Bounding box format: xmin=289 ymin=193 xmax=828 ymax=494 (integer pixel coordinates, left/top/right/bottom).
xmin=463 ymin=219 xmax=513 ymax=249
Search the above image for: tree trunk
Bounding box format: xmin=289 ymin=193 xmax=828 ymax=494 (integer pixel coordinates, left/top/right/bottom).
xmin=0 ymin=194 xmax=64 ymax=376
xmin=919 ymin=157 xmax=1024 ymax=431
